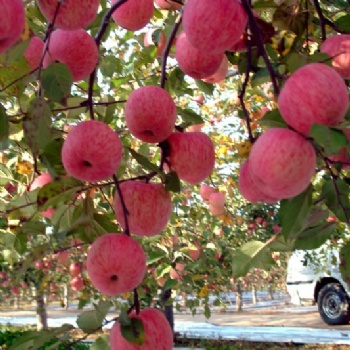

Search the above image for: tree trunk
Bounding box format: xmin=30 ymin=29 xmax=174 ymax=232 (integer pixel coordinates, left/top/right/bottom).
xmin=236 ymin=282 xmax=243 ymax=312
xmin=63 ymin=283 xmax=69 ymax=310
xmin=160 ymin=289 xmax=174 ymax=333
xmin=36 ymin=293 xmax=48 ymax=331
xmin=252 ymin=284 xmax=257 ymax=305
xmin=268 ymin=284 xmax=274 ymax=300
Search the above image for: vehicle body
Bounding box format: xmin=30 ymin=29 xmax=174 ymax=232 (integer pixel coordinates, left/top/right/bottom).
xmin=286 ymin=248 xmax=350 ymax=325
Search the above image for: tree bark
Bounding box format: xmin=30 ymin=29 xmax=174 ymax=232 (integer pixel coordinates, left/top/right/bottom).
xmin=236 ymin=282 xmax=243 ymax=312
xmin=160 ymin=289 xmax=174 ymax=333
xmin=36 ymin=292 xmax=48 ymax=331
xmin=252 ymin=284 xmax=257 ymax=305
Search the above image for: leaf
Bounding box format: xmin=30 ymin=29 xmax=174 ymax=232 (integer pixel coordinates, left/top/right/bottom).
xmin=147 ymin=250 xmax=166 ymax=264
xmin=91 ymin=335 xmax=111 ymax=350
xmin=40 ymin=138 xmax=66 ymax=177
xmin=279 ymin=186 xmax=312 ymax=240
xmin=164 ymin=171 xmax=181 ymax=192
xmin=334 ymin=15 xmax=350 ymax=32
xmin=195 ymin=79 xmax=214 ymax=95
xmin=23 ymin=97 xmax=52 ymax=157
xmin=310 ymin=124 xmax=348 ymax=155
xmin=321 ymin=178 xmax=350 ymax=223
xmin=232 ymin=240 xmax=275 ymax=277
xmin=0 ymin=104 xmax=9 ymax=150
xmin=77 ymin=300 xmax=111 ymax=333
xmin=127 ymin=147 xmax=160 ymax=173
xmin=163 ymin=278 xmax=178 ymax=290
xmin=340 ymin=241 xmax=350 ymax=288
xmin=121 ymin=318 xmax=145 ymax=346
xmin=251 ymin=68 xmax=272 ymax=87
xmin=204 ymin=304 xmax=211 ymax=318
xmin=41 ymin=62 xmax=73 ymax=103
xmin=176 ymin=107 xmax=204 ymax=126
xmin=0 ymin=163 xmax=13 ymax=185
xmin=259 ymin=109 xmax=288 ymax=128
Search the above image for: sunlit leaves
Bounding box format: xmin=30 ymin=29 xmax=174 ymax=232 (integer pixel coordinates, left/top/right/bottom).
xmin=0 ymin=104 xmax=9 ymax=150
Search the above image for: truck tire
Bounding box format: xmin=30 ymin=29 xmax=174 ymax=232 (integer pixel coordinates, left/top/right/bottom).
xmin=317 ymin=283 xmax=350 ymax=325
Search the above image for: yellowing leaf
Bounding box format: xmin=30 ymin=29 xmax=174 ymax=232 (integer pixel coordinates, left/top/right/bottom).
xmin=16 ymin=160 xmax=33 ymax=175
xmin=198 ymin=285 xmax=209 ymax=298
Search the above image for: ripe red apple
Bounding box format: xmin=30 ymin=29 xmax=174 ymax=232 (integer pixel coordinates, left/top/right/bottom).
xmin=182 ymin=0 xmax=248 ymax=54
xmin=70 ymin=276 xmax=84 ymax=291
xmin=11 ymin=286 xmax=20 ymax=296
xmin=37 ymin=0 xmax=99 ymax=30
xmin=43 ymin=29 xmax=98 ymax=82
xmin=228 ymin=35 xmax=247 ymax=52
xmin=272 ymin=225 xmax=281 ymax=234
xmin=187 ymin=124 xmax=204 ymax=132
xmin=86 ymin=234 xmax=146 ymax=296
xmin=35 ymin=260 xmax=44 ymax=269
xmin=69 ymin=262 xmax=82 ymax=277
xmin=199 ymin=184 xmax=216 ymax=202
xmin=125 ymin=86 xmax=176 ymax=143
xmin=57 ymin=251 xmax=69 ymax=266
xmin=110 ymin=308 xmax=173 ymax=350
xmin=0 ymin=0 xmax=25 ymax=54
xmin=248 ymin=128 xmax=316 ymax=199
xmin=238 ymin=160 xmax=279 ymax=204
xmin=111 ymin=0 xmax=154 ymax=31
xmin=62 ymin=120 xmax=123 ymax=182
xmin=194 ymin=95 xmax=205 ymax=105
xmin=209 ymin=204 xmax=225 ymax=216
xmin=24 ymin=36 xmax=45 ymax=70
xmin=278 ymin=63 xmax=349 ymax=135
xmin=203 ymin=55 xmax=229 ymax=84
xmin=154 ymin=0 xmax=182 ymax=10
xmin=321 ymin=34 xmax=350 ymax=79
xmin=29 ymin=172 xmax=55 ymax=219
xmin=208 ymin=192 xmax=225 ymax=208
xmin=113 ymin=181 xmax=172 ymax=236
xmin=166 ymin=132 xmax=215 ymax=184
xmin=175 ymin=32 xmax=225 ymax=79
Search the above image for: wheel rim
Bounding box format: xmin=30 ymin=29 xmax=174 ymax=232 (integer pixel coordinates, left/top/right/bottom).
xmin=322 ymin=290 xmax=344 ymax=319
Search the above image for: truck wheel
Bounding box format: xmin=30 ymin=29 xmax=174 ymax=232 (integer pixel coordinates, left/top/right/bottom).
xmin=318 ymin=283 xmax=350 ymax=325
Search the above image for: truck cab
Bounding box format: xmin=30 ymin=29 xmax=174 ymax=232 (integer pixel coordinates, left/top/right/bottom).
xmin=286 ymin=249 xmax=350 ymax=325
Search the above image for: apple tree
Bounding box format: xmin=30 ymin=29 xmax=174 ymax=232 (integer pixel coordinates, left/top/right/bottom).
xmin=0 ymin=0 xmax=350 ymax=349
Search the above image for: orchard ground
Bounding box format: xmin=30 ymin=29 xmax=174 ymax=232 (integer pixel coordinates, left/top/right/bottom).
xmin=1 ymin=293 xmax=350 ymax=347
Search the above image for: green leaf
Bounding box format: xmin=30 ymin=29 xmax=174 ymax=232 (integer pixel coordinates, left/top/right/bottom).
xmin=195 ymin=80 xmax=214 ymax=95
xmin=176 ymin=107 xmax=204 ymax=127
xmin=0 ymin=163 xmax=13 ymax=185
xmin=310 ymin=124 xmax=348 ymax=155
xmin=251 ymin=68 xmax=271 ymax=87
xmin=127 ymin=147 xmax=160 ymax=173
xmin=0 ymin=104 xmax=9 ymax=150
xmin=91 ymin=335 xmax=111 ymax=350
xmin=204 ymin=304 xmax=211 ymax=318
xmin=147 ymin=250 xmax=166 ymax=264
xmin=121 ymin=318 xmax=145 ymax=346
xmin=41 ymin=62 xmax=73 ymax=103
xmin=279 ymin=186 xmax=312 ymax=240
xmin=321 ymin=178 xmax=350 ymax=222
xmin=232 ymin=240 xmax=275 ymax=277
xmin=40 ymin=138 xmax=65 ymax=177
xmin=77 ymin=300 xmax=111 ymax=333
xmin=259 ymin=109 xmax=288 ymax=128
xmin=163 ymin=278 xmax=178 ymax=290
xmin=340 ymin=241 xmax=350 ymax=287
xmin=23 ymin=97 xmax=52 ymax=157
xmin=164 ymin=171 xmax=181 ymax=192
xmin=334 ymin=15 xmax=350 ymax=32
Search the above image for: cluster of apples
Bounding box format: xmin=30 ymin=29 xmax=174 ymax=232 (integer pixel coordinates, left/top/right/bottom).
xmin=174 ymin=0 xmax=247 ymax=82
xmin=199 ymin=184 xmax=226 ymax=216
xmin=239 ymin=40 xmax=350 ymax=203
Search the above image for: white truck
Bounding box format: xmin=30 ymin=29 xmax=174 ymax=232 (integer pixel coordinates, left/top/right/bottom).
xmin=286 ymin=248 xmax=350 ymax=325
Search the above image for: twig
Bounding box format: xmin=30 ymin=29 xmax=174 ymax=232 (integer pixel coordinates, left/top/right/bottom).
xmin=313 ymin=0 xmax=326 ymax=41
xmin=112 ymin=174 xmax=130 ymax=235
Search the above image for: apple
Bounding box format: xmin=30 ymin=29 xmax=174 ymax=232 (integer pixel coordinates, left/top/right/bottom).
xmin=182 ymin=0 xmax=248 ymax=54
xmin=272 ymin=225 xmax=281 ymax=234
xmin=111 ymin=0 xmax=154 ymax=31
xmin=208 ymin=192 xmax=225 ymax=208
xmin=321 ymin=34 xmax=350 ymax=79
xmin=278 ymin=63 xmax=349 ymax=135
xmin=144 ymin=29 xmax=167 ymax=57
xmin=169 ymin=262 xmax=185 ymax=281
xmin=125 ymin=86 xmax=176 ymax=143
xmin=194 ymin=95 xmax=205 ymax=105
xmin=11 ymin=286 xmax=20 ymax=296
xmin=154 ymin=0 xmax=182 ymax=10
xmin=61 ymin=120 xmax=123 ymax=182
xmin=203 ymin=55 xmax=229 ymax=84
xmin=0 ymin=271 xmax=7 ymax=279
xmin=69 ymin=262 xmax=82 ymax=277
xmin=166 ymin=132 xmax=215 ymax=184
xmin=209 ymin=204 xmax=225 ymax=216
xmin=175 ymin=32 xmax=224 ymax=79
xmin=187 ymin=124 xmax=204 ymax=132
xmin=0 ymin=0 xmax=25 ymax=54
xmin=24 ymin=36 xmax=45 ymax=71
xmin=70 ymin=276 xmax=84 ymax=291
xmin=29 ymin=172 xmax=55 ymax=219
xmin=37 ymin=0 xmax=99 ymax=31
xmin=35 ymin=260 xmax=44 ymax=269
xmin=57 ymin=251 xmax=69 ymax=266
xmin=43 ymin=29 xmax=98 ymax=82
xmin=228 ymin=35 xmax=247 ymax=52
xmin=199 ymin=184 xmax=216 ymax=202
xmin=110 ymin=308 xmax=173 ymax=350
xmin=238 ymin=160 xmax=279 ymax=204
xmin=86 ymin=234 xmax=146 ymax=296
xmin=248 ymin=128 xmax=316 ymax=199
xmin=113 ymin=181 xmax=172 ymax=236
